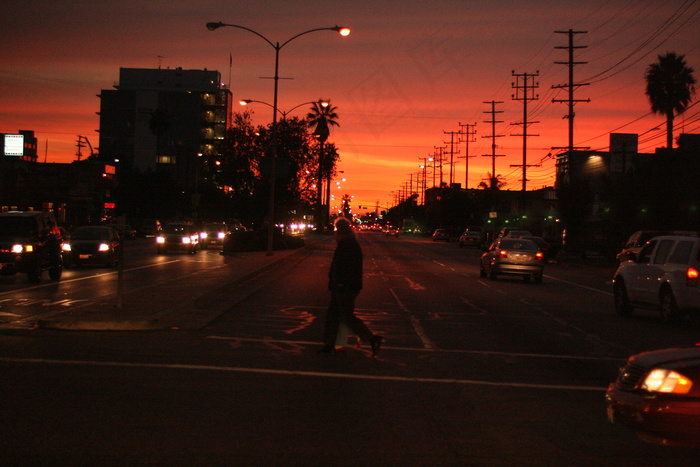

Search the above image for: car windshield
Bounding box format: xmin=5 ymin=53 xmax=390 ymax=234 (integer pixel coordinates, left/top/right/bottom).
xmin=499 ymin=239 xmax=537 ymax=251
xmin=0 ymin=217 xmax=36 ymax=237
xmin=72 ymin=227 xmax=111 ymax=240
xmin=164 ymin=225 xmax=190 ymax=234
xmin=205 ymin=224 xmax=226 ymax=232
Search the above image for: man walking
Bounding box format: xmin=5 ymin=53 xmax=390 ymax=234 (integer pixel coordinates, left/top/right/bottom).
xmin=318 ymin=217 xmax=383 ymax=356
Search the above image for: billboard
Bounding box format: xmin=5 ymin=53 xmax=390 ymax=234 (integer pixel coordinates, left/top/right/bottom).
xmin=4 ymin=134 xmax=24 ymax=156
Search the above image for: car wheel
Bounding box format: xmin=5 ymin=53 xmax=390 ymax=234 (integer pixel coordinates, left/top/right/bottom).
xmin=660 ymin=288 xmax=681 ymax=324
xmin=613 ymin=280 xmax=633 ymax=316
xmin=48 ymin=262 xmax=63 ymax=281
xmin=479 ymin=264 xmax=487 ymax=278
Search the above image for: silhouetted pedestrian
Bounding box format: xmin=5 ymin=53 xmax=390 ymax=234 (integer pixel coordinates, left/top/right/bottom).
xmin=318 ymin=217 xmax=383 ymax=356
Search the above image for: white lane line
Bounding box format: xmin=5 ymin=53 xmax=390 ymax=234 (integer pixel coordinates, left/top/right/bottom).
xmin=0 ymin=357 xmax=606 ymax=392
xmin=0 ymin=261 xmax=182 ymax=296
xmin=543 ymin=275 xmax=612 ymax=295
xmin=206 ymin=336 xmax=622 ymax=361
xmin=389 ymin=287 xmax=437 ymax=350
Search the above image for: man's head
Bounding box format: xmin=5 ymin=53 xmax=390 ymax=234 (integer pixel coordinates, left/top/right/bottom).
xmin=334 ymin=217 xmax=354 ymax=237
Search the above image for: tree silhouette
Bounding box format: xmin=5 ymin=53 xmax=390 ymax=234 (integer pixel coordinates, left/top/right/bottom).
xmin=645 ymin=52 xmax=696 ymax=149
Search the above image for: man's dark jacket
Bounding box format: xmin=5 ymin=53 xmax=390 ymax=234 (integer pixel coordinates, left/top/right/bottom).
xmin=328 ymin=234 xmax=363 ymax=293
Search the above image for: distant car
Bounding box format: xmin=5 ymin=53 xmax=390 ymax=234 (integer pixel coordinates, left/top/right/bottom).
xmin=105 ymin=223 xmax=137 ymax=240
xmin=458 ymin=230 xmax=482 ymax=248
xmin=432 ymin=229 xmax=450 ymax=242
xmin=606 ymin=345 xmax=700 ymax=447
xmin=157 ymin=223 xmax=199 ymax=254
xmin=503 ymin=229 xmax=532 ymax=238
xmin=0 ymin=211 xmax=64 ymax=282
xmin=385 ymin=226 xmax=399 ymax=237
xmin=200 ymin=223 xmax=228 ymax=249
xmin=515 ymin=235 xmax=555 ymax=262
xmin=63 ymin=225 xmax=121 ymax=268
xmin=480 ymin=237 xmax=544 ymax=283
xmin=613 ymin=235 xmax=700 ymax=323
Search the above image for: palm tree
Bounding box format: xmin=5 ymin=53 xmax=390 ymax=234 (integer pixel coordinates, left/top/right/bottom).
xmin=306 ymin=100 xmax=339 ymax=141
xmin=307 ymin=100 xmax=339 ymax=230
xmin=645 ymin=52 xmax=696 ymax=149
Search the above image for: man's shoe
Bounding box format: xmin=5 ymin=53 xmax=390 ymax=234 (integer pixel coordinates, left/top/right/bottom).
xmin=317 ymin=344 xmax=335 ymax=355
xmin=369 ymin=336 xmax=383 ymax=357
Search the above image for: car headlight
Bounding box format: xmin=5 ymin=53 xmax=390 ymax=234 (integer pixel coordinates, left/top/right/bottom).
xmin=156 ymin=236 xmax=165 ymax=244
xmin=200 ymin=232 xmax=208 ymax=239
xmin=98 ymin=243 xmax=110 ymax=252
xmin=12 ymin=244 xmax=25 ymax=254
xmin=62 ymin=244 xmax=72 ymax=252
xmin=217 ymin=232 xmax=225 ymax=240
xmin=642 ymin=369 xmax=693 ymax=394
xmin=182 ymin=236 xmax=191 ymax=244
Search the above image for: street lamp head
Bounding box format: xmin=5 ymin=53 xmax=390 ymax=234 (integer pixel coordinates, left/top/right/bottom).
xmin=333 ymin=26 xmax=351 ymax=36
xmin=206 ymin=22 xmax=224 ymax=31
xmin=239 ymin=99 xmax=252 ymax=106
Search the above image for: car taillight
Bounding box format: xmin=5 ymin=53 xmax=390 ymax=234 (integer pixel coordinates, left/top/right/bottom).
xmin=498 ymin=250 xmax=508 ymax=258
xmin=686 ymin=267 xmax=699 ymax=286
xmin=535 ymin=252 xmax=544 ymax=261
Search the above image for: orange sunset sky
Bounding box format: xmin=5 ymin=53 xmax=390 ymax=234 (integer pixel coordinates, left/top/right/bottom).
xmin=2 ymin=0 xmax=699 ymax=213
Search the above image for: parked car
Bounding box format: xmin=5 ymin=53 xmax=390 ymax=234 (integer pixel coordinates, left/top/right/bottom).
xmin=0 ymin=211 xmax=63 ymax=282
xmin=480 ymin=237 xmax=545 ymax=283
xmin=432 ymin=229 xmax=450 ymax=242
xmin=615 ymin=230 xmax=697 ymax=265
xmin=63 ymin=225 xmax=121 ymax=268
xmin=613 ymin=235 xmax=700 ymax=323
xmin=200 ymin=223 xmax=228 ymax=249
xmin=156 ymin=223 xmax=199 ymax=254
xmin=458 ymin=230 xmax=482 ymax=248
xmin=606 ymin=345 xmax=700 ymax=447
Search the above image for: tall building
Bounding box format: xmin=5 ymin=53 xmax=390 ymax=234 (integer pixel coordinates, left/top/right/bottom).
xmin=97 ymin=67 xmax=231 ymax=189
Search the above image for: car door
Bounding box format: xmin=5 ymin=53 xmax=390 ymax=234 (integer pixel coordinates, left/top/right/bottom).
xmin=625 ymin=239 xmax=658 ymax=303
xmin=633 ymin=239 xmax=675 ymax=305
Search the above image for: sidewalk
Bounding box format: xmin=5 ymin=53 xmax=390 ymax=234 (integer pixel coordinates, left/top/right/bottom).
xmin=35 ymin=235 xmax=327 ymax=332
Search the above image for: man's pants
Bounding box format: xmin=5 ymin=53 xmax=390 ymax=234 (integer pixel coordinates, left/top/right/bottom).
xmin=323 ymin=290 xmax=373 ymax=346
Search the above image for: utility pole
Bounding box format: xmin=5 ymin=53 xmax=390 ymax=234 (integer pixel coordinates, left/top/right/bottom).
xmin=443 ymin=130 xmax=460 ymax=187
xmin=511 ymin=70 xmax=540 ymax=193
xmin=552 ymin=29 xmax=590 ymax=156
xmin=482 ymin=101 xmax=505 ymax=190
xmin=458 ymin=122 xmax=477 ymax=189
xmin=434 ymin=146 xmax=447 ymax=187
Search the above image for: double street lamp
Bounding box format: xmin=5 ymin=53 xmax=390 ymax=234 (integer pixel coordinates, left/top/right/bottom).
xmin=239 ymin=99 xmax=328 ymax=120
xmin=206 ymin=21 xmax=350 ymax=255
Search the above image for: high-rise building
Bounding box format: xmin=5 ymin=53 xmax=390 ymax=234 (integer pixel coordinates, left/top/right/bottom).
xmin=97 ymin=67 xmax=231 ymax=189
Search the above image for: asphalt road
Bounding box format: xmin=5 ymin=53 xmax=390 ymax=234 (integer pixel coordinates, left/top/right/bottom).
xmin=1 ymin=233 xmax=699 ymax=465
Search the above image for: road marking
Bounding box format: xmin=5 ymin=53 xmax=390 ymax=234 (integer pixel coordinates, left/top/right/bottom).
xmin=389 ymin=287 xmax=436 ymax=350
xmin=0 ymin=356 xmax=606 ymax=392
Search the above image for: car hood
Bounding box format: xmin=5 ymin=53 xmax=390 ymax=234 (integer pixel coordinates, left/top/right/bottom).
xmin=629 ymin=346 xmax=700 ymax=370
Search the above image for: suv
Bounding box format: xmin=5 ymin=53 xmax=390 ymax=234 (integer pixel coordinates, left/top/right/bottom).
xmin=0 ymin=211 xmax=64 ymax=282
xmin=613 ymin=235 xmax=700 ymax=323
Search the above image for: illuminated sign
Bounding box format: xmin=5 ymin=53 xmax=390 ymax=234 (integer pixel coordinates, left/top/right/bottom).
xmin=4 ymin=134 xmax=24 ymax=156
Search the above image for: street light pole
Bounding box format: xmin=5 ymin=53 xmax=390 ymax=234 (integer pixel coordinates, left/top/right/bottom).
xmin=206 ymin=22 xmax=349 ymax=255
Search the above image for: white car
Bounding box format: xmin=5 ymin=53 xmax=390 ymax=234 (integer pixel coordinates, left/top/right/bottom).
xmin=613 ymin=235 xmax=700 ymax=323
